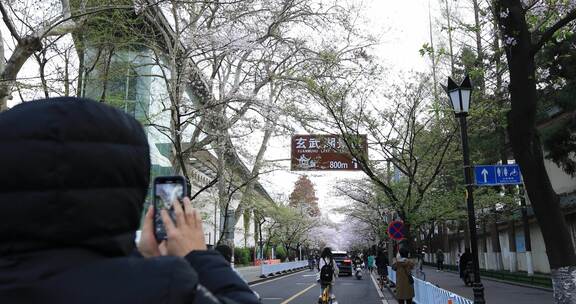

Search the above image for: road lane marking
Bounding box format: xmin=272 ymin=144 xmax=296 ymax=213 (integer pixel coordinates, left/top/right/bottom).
xmin=370 ymin=273 xmax=385 ymax=298
xmin=280 ymin=283 xmax=316 ymax=304
xmin=250 ymin=271 xmax=304 ymax=287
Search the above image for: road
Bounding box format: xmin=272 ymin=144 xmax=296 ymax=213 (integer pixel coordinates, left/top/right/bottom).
xmin=422 ymin=266 xmax=554 ymax=304
xmin=250 ymin=269 xmax=395 ymax=304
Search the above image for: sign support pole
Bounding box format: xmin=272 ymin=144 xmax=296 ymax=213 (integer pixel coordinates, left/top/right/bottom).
xmin=458 ymin=114 xmax=485 ymax=304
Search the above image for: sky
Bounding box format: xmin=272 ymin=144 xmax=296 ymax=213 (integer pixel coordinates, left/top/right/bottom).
xmin=260 ymin=0 xmax=437 ymax=223
xmin=1 ymin=0 xmax=439 ymax=224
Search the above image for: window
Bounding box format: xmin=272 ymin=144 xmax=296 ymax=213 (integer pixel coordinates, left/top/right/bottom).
xmin=107 ymin=62 xmax=138 ymax=116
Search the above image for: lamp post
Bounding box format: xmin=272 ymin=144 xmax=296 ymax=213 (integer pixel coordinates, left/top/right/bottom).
xmin=446 ymin=75 xmax=485 ymax=304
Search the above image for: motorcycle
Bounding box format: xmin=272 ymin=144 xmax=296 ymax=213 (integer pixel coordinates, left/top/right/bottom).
xmin=354 ymin=264 xmax=363 ymax=280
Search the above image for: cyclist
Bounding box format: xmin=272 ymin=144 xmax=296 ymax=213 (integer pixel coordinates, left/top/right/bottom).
xmin=318 ymin=247 xmax=339 ymax=303
xmin=308 ymin=254 xmax=316 ymax=271
xmin=375 ymin=248 xmax=389 ymax=288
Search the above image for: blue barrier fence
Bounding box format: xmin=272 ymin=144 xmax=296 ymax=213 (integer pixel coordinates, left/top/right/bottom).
xmin=260 ymin=261 xmax=308 ymax=277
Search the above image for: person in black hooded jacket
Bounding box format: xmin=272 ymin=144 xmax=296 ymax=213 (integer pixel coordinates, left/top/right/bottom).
xmin=0 ymin=97 xmax=260 ymax=304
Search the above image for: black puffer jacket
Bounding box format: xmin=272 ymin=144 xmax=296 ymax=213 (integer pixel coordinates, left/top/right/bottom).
xmin=0 ymin=98 xmax=258 ymax=304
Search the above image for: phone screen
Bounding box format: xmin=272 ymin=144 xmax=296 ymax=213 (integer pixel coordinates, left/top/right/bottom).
xmin=153 ymin=177 xmax=185 ymax=241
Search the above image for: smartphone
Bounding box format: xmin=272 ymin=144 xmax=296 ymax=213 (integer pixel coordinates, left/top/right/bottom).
xmin=153 ymin=175 xmax=187 ymax=241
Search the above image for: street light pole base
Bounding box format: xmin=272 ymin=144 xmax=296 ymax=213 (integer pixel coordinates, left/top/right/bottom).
xmin=472 ymin=283 xmax=485 ymax=304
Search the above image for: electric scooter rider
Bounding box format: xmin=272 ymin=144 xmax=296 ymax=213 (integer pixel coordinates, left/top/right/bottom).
xmin=353 ymin=255 xmax=363 ymax=279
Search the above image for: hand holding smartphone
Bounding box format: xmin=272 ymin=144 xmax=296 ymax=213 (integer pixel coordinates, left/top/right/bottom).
xmin=153 ymin=175 xmax=187 ymax=242
xmin=139 ymin=175 xmax=207 ymax=257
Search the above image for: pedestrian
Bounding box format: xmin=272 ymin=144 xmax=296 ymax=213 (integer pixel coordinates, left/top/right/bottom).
xmin=392 ymin=247 xmax=415 ymax=304
xmin=459 ymin=248 xmax=472 ymax=279
xmin=456 ymin=250 xmax=461 ymax=275
xmin=420 ymin=247 xmax=427 ymax=270
xmin=0 ymin=98 xmax=259 ymax=304
xmin=368 ymin=253 xmax=376 ymax=273
xmin=317 ymin=247 xmax=339 ymax=303
xmin=436 ymin=249 xmax=445 ymax=271
xmin=415 ymin=247 xmax=423 ymax=271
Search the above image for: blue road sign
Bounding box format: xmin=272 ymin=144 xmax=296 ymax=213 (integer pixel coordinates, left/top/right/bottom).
xmin=474 ymin=164 xmax=522 ymax=186
xmin=474 ymin=165 xmax=497 ymax=185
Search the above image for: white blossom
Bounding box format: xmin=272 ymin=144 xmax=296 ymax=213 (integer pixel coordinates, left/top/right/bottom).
xmin=504 ymin=35 xmax=517 ymax=46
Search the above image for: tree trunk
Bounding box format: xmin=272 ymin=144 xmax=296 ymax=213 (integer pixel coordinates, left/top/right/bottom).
xmin=442 ymin=222 xmax=449 ymax=253
xmin=462 ymin=220 xmax=470 ymax=251
xmin=508 ymin=219 xmax=517 ymax=272
xmin=497 ymin=1 xmax=576 ymax=301
xmin=0 ymin=37 xmax=43 ymax=110
xmin=64 ymin=49 xmax=70 ymax=96
xmin=34 ymin=52 xmax=49 ymax=98
xmin=520 ymin=188 xmax=534 ymax=275
xmin=98 ymin=47 xmax=114 ymax=103
xmin=490 ymin=210 xmax=503 ymax=270
xmin=427 ymin=0 xmax=440 ymax=119
xmin=482 ymin=220 xmax=488 ymax=269
xmin=443 ymin=0 xmax=456 ymax=76
xmin=400 ymin=220 xmax=413 ymax=253
xmin=216 ymin=127 xmax=235 ymax=248
xmin=471 ymin=0 xmax=485 ymax=92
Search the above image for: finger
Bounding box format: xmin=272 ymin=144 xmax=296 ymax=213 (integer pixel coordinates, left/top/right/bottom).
xmin=193 ymin=208 xmax=203 ymax=230
xmin=172 ymin=198 xmax=186 ymax=227
xmin=141 ymin=206 xmax=154 ymax=236
xmin=160 ymin=209 xmax=177 ymax=236
xmin=182 ymin=197 xmax=194 ymax=224
xmin=159 ymin=241 xmax=168 ymax=256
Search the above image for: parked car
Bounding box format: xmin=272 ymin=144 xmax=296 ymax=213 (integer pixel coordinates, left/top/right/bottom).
xmin=332 ymin=251 xmax=353 ymax=276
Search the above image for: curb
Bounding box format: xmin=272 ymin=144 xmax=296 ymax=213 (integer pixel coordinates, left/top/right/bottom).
xmin=477 ymin=275 xmax=553 ymax=292
xmin=247 ymin=268 xmax=308 ymax=286
xmin=432 ymin=268 xmax=553 ymax=292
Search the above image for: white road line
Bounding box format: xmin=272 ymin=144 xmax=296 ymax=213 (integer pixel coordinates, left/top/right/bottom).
xmin=370 ymin=273 xmax=385 ymax=298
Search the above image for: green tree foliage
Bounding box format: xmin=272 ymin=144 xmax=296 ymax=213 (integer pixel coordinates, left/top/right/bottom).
xmin=536 ymin=25 xmax=576 ymax=175
xmin=275 ymin=245 xmax=287 ymax=261
xmin=234 ymin=247 xmax=252 ymax=265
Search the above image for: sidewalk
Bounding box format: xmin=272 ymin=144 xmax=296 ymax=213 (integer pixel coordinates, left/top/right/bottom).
xmin=421 ymin=266 xmax=553 ymax=304
xmin=235 ymin=265 xmax=262 ymax=283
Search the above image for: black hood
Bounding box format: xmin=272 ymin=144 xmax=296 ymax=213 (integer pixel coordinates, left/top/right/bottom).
xmin=0 ymin=97 xmax=150 ymax=257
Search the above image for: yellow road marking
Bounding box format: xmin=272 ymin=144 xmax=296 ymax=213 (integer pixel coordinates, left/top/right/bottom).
xmin=280 ymin=283 xmax=316 ymax=304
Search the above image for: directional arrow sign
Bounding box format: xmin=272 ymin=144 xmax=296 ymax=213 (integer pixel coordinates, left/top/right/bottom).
xmin=474 ymin=164 xmax=523 ymax=186
xmin=481 ymin=168 xmax=489 ymax=183
xmin=474 ymin=165 xmax=496 ymax=185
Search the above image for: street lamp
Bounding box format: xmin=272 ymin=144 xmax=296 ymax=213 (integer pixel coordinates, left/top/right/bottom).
xmin=446 ymin=75 xmax=485 ymax=304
